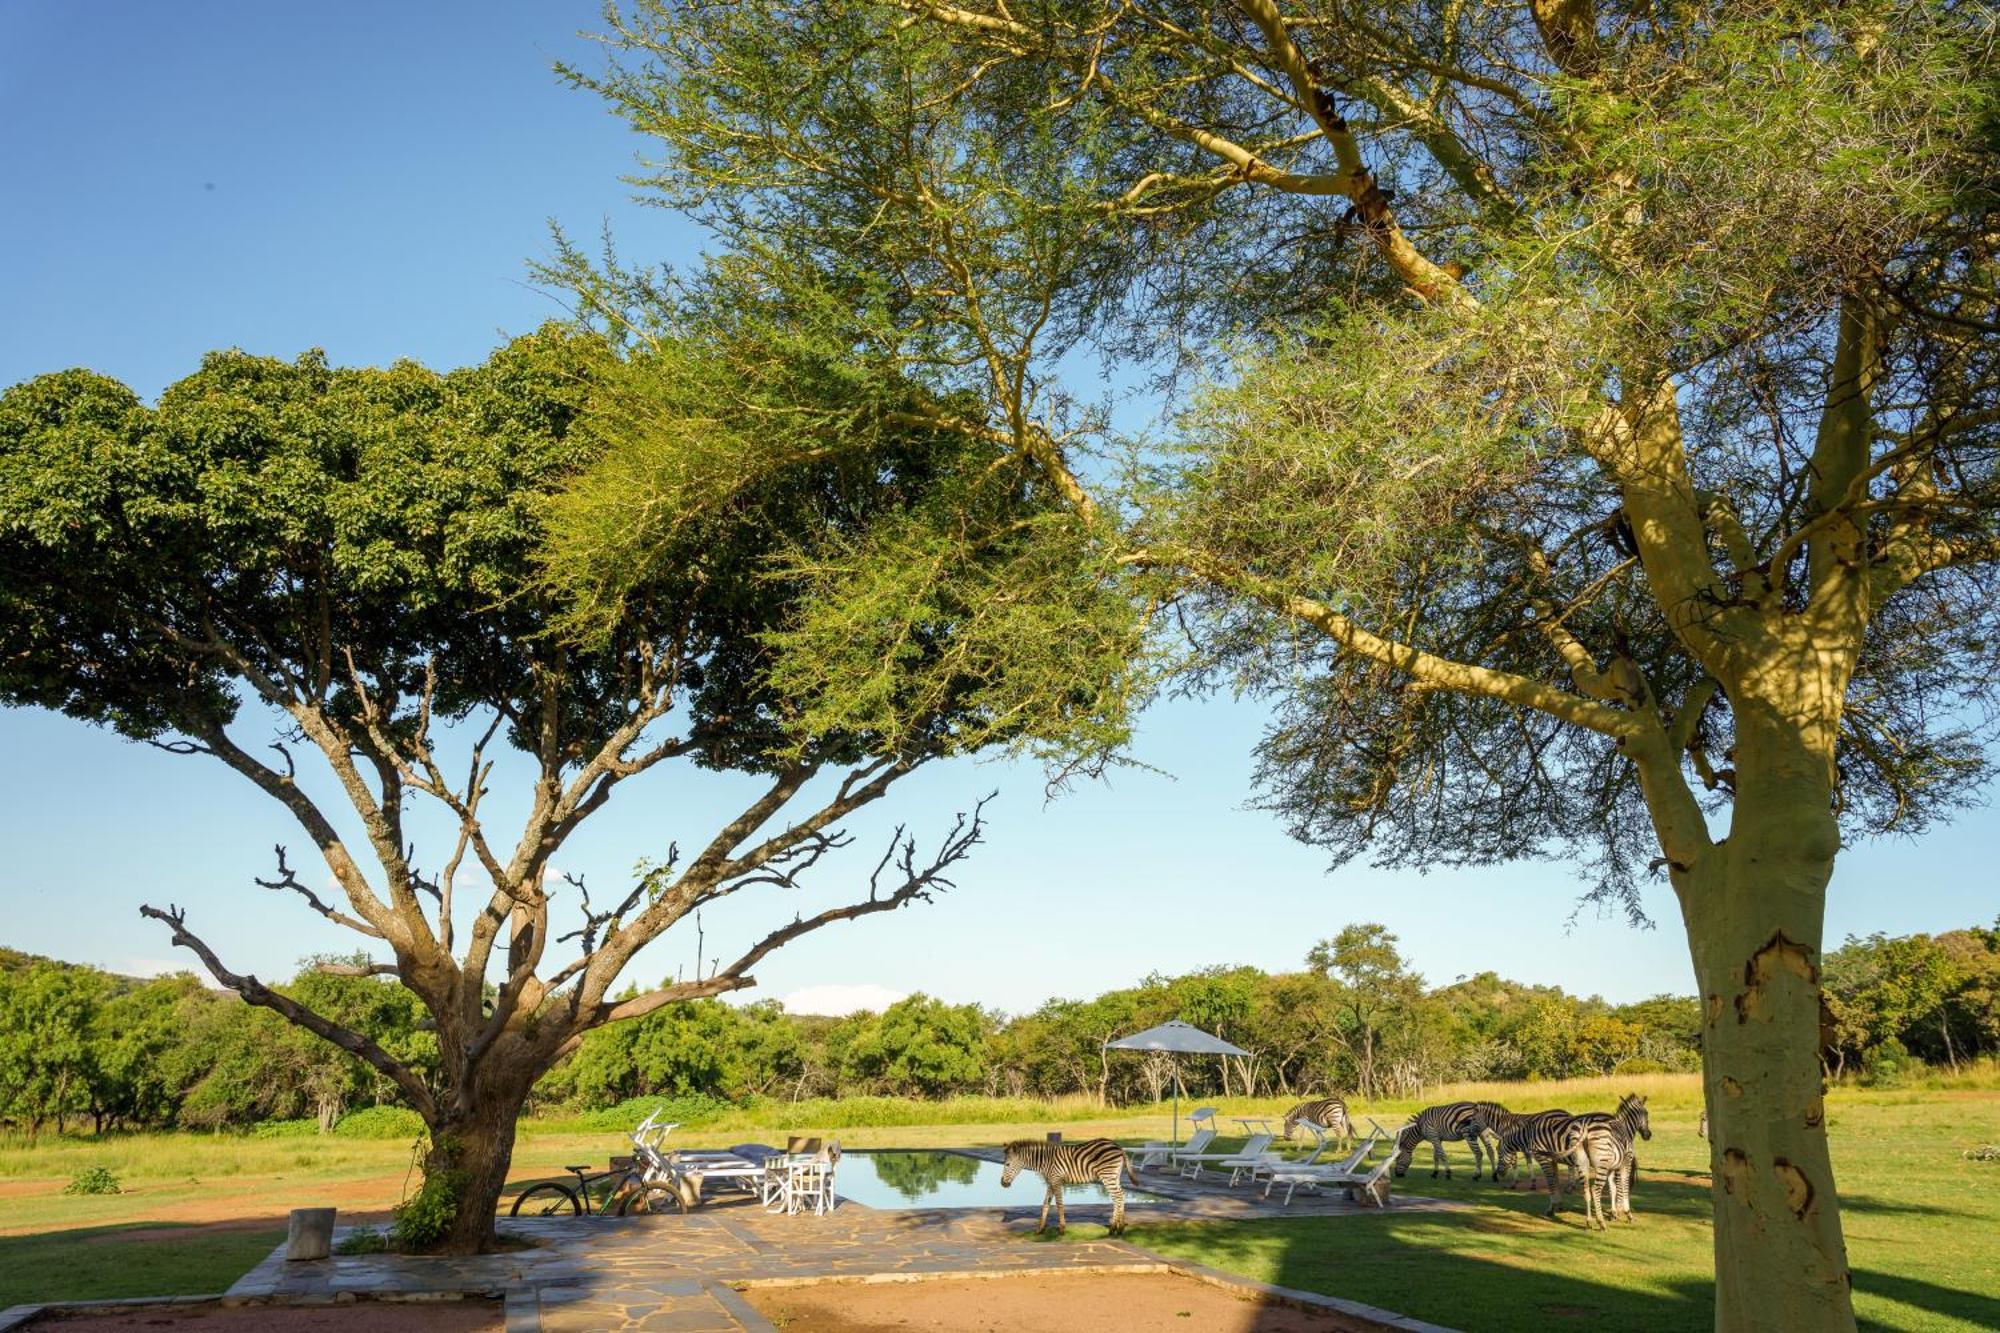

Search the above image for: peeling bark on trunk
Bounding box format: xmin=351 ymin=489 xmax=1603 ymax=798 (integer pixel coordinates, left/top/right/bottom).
xmin=1682 ymin=713 xmax=1856 ymax=1333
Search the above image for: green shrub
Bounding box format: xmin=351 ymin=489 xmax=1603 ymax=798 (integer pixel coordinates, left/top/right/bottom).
xmin=250 ymin=1117 xmax=320 ymax=1139
xmin=549 ymin=1094 xmax=735 ymax=1133
xmin=332 ymin=1106 xmax=425 ymax=1140
xmin=1863 ymin=1038 xmax=1914 ymax=1087
xmin=391 ymin=1168 xmax=463 ymax=1251
xmin=62 ymin=1166 xmax=120 ymax=1196
xmin=1612 ymin=1058 xmax=1668 ymax=1076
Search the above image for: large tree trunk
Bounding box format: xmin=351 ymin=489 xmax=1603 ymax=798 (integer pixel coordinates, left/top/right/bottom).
xmin=1682 ymin=713 xmax=1856 ymax=1333
xmin=423 ymin=1089 xmax=529 ymax=1255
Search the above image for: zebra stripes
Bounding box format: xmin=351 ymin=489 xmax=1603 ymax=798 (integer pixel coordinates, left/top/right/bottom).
xmin=1392 ymin=1101 xmax=1504 ymax=1179
xmin=1281 ymin=1096 xmax=1352 ymax=1148
xmin=1494 ymin=1108 xmax=1577 ymax=1195
xmin=1494 ymin=1094 xmax=1651 ymax=1218
xmin=1000 ymin=1137 xmax=1138 ymax=1235
xmin=1565 ymin=1119 xmax=1637 ymax=1229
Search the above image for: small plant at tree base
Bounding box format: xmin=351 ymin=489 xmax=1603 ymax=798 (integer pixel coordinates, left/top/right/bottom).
xmin=334 ymin=1227 xmax=392 ymax=1255
xmin=391 ymin=1168 xmax=466 ymax=1251
xmin=62 ymin=1167 xmax=120 ymax=1196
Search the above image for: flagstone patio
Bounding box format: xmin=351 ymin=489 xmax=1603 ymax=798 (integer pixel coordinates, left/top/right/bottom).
xmin=214 ymin=1174 xmax=1463 ymax=1333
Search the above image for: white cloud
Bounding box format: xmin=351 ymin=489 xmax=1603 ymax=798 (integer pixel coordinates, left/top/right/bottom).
xmin=779 ymin=982 xmax=906 ymax=1017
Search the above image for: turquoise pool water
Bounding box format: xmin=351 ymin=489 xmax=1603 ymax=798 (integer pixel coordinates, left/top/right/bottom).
xmin=833 ymin=1150 xmax=1168 ymax=1210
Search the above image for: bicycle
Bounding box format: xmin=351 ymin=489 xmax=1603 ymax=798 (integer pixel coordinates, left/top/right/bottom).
xmin=505 ymin=1108 xmax=687 ymax=1218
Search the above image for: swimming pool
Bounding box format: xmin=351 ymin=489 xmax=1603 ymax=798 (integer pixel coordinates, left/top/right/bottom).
xmin=832 ymin=1150 xmax=1170 ymax=1210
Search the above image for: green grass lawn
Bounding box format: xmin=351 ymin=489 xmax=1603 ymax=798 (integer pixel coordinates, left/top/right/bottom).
xmin=0 ymin=1224 xmax=284 ymax=1306
xmin=1093 ymin=1086 xmax=2000 ymax=1332
xmin=2 ymin=1074 xmax=1996 ymax=1325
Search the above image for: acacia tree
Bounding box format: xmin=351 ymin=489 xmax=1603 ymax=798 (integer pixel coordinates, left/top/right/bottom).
xmin=574 ymin=2 xmax=1998 ymax=1324
xmin=0 ymin=319 xmax=1134 ymax=1250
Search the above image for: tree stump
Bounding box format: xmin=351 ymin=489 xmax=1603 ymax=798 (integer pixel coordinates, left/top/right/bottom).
xmin=285 ymin=1207 xmax=336 ymax=1261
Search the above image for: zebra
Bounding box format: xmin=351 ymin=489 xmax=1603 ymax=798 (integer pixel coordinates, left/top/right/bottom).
xmin=1564 ymin=1119 xmax=1637 ymax=1229
xmin=1497 ymin=1095 xmax=1651 ymax=1216
xmin=1281 ymin=1096 xmax=1352 ymax=1149
xmin=1465 ymin=1100 xmax=1512 ymax=1166
xmin=1392 ymin=1101 xmax=1495 ymax=1179
xmin=1479 ymin=1106 xmax=1558 ymax=1183
xmin=1493 ymin=1109 xmax=1576 ymax=1195
xmin=999 ymin=1137 xmax=1139 ymax=1236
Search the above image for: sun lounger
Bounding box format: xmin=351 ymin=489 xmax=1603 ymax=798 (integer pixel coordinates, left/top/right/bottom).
xmin=1135 ymin=1108 xmax=1218 ymax=1170
xmin=1260 ymin=1130 xmax=1391 ymax=1205
xmin=1182 ymin=1132 xmax=1273 ymax=1181
xmin=1248 ymin=1120 xmax=1352 ymax=1186
xmin=1136 ymin=1125 xmax=1216 ymax=1171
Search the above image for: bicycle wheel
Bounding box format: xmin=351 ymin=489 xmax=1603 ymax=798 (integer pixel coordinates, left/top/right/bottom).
xmin=509 ymin=1182 xmax=582 ymax=1217
xmin=616 ymin=1180 xmax=686 ymax=1216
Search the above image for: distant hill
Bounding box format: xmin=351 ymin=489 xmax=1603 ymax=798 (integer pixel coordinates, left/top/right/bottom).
xmin=0 ymin=946 xmax=157 ymax=993
xmin=0 ymin=946 xmax=52 ymax=974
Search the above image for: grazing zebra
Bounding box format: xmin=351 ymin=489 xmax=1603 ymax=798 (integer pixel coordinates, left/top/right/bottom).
xmin=1564 ymin=1120 xmax=1637 ymax=1229
xmin=1392 ymin=1102 xmax=1493 ymax=1179
xmin=999 ymin=1137 xmax=1139 ymax=1236
xmin=1281 ymin=1096 xmax=1352 ymax=1148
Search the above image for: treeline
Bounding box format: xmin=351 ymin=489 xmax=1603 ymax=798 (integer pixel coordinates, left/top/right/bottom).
xmin=4 ymin=920 xmax=1996 ymax=1136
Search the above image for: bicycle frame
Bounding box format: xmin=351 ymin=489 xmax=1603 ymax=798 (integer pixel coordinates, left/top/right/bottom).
xmin=626 ymin=1108 xmax=691 ymax=1209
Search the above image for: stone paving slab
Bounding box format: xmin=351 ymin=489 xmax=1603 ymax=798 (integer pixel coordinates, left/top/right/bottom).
xmin=222 ymin=1167 xmax=1465 ymax=1331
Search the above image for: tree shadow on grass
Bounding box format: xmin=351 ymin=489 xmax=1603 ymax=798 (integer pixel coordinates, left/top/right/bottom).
xmin=1851 ymin=1268 xmax=2000 ymax=1332
xmin=1104 ymin=1168 xmax=2000 ymax=1332
xmin=0 ymin=1221 xmax=284 ymax=1305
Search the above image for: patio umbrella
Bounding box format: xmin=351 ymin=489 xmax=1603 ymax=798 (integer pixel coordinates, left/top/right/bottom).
xmin=1105 ymin=1020 xmax=1248 ymax=1149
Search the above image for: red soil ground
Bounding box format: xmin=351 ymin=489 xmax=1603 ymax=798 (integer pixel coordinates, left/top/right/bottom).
xmin=740 ymin=1272 xmax=1368 ymax=1332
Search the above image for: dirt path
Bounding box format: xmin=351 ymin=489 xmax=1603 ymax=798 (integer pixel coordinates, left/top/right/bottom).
xmin=741 ymin=1272 xmax=1365 ymax=1332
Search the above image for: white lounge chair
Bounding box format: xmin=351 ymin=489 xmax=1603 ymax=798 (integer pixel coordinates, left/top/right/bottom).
xmin=1182 ymin=1132 xmax=1273 ymax=1181
xmin=1261 ymin=1129 xmax=1390 ymax=1205
xmin=1136 ymin=1125 xmax=1217 ymax=1171
xmin=1248 ymin=1120 xmax=1342 ymax=1187
xmin=1134 ymin=1107 xmax=1218 ymax=1170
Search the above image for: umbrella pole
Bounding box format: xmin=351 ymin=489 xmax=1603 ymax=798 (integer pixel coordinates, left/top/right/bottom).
xmin=1172 ymin=1057 xmax=1182 ymax=1148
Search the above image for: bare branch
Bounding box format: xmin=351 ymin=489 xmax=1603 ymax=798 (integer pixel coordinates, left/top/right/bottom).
xmin=315 ymin=960 xmax=400 ymax=978
xmin=139 ymin=902 xmax=434 ymax=1120
xmin=577 ymin=795 xmax=994 ymax=1035
xmin=255 ymin=844 xmax=384 ymax=939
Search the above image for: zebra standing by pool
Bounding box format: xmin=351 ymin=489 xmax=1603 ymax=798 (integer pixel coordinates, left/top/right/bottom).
xmin=1392 ymin=1101 xmax=1501 ymax=1179
xmin=1000 ymin=1137 xmax=1140 ymax=1236
xmin=1281 ymin=1096 xmax=1352 ymax=1149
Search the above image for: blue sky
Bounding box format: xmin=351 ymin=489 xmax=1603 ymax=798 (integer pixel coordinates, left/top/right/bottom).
xmin=2 ymin=2 xmax=1993 ymax=1017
